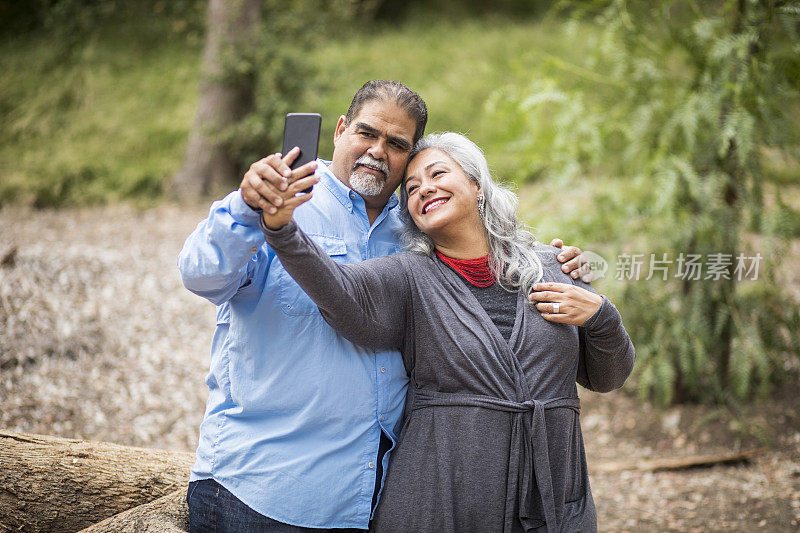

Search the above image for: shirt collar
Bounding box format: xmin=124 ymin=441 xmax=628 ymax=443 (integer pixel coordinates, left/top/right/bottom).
xmin=316 ymin=159 xmax=400 ymax=214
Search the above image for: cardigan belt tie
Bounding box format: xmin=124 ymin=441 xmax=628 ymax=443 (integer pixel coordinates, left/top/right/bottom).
xmin=412 ymin=390 xmax=581 ymax=533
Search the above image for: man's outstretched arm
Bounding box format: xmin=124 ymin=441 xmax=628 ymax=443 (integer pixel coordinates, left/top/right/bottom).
xmin=177 ymin=150 xmax=299 ymax=305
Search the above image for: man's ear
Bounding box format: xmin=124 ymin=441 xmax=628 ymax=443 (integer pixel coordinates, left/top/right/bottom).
xmin=333 ymin=115 xmax=347 ymax=143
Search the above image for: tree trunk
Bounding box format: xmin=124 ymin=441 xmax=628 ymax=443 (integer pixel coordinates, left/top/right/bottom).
xmin=170 ymin=0 xmax=262 ymax=201
xmin=0 ymin=430 xmax=193 ymax=532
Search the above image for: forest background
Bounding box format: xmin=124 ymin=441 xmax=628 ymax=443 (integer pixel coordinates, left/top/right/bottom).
xmin=1 ymin=0 xmax=799 ymax=530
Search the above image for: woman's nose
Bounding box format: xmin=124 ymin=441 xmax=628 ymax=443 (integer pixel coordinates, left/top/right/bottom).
xmin=419 ymin=182 xmax=436 ymax=196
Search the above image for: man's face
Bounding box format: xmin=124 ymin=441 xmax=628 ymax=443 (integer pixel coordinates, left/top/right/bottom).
xmin=330 ymin=100 xmax=416 ymax=208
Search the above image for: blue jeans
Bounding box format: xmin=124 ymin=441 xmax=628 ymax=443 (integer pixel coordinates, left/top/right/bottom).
xmin=186 ymin=479 xmax=366 ymax=532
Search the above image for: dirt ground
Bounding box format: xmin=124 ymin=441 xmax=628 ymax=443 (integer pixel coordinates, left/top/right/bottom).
xmin=1 ymin=203 xmax=798 ymax=531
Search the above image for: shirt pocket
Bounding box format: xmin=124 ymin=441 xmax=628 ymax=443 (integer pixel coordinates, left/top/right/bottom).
xmin=276 ymin=234 xmax=347 ymax=316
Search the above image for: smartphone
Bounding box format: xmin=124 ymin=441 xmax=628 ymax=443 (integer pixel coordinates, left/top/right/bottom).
xmin=281 ymin=113 xmax=322 ymax=193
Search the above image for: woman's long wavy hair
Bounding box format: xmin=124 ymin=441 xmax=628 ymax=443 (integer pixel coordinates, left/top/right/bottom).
xmin=399 ymin=132 xmax=544 ymax=293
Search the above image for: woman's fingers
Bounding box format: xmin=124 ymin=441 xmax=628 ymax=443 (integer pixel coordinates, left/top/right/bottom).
xmin=260 ymin=190 xmax=314 ymax=230
xmin=289 ymin=160 xmax=318 ymax=183
xmin=282 ymin=191 xmax=314 ymax=209
xmin=259 ymin=171 xmax=319 ymax=230
xmin=240 ymin=150 xmax=315 ymax=216
xmin=531 ymin=282 xmax=571 ymax=293
xmin=287 ymin=173 xmax=319 ymax=195
xmin=534 ymin=302 xmax=564 ymax=312
xmin=539 ymin=312 xmax=571 ymax=324
xmin=529 ymin=292 xmax=562 ymax=305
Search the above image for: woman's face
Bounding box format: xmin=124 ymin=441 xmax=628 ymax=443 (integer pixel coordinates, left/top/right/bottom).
xmin=404 ymin=148 xmax=482 ymax=239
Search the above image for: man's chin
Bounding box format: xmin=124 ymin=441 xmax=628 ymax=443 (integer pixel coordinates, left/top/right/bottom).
xmin=350 ymin=172 xmax=386 ymax=197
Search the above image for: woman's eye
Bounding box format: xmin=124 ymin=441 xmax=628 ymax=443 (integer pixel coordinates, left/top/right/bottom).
xmin=407 ymin=185 xmax=418 ymax=194
xmin=432 ymin=170 xmax=445 ymax=178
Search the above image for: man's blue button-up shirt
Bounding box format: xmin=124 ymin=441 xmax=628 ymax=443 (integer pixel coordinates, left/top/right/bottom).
xmin=178 ymin=161 xmax=409 ymax=529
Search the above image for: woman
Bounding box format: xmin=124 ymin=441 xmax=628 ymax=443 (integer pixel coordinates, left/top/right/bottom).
xmin=261 ymin=132 xmax=635 ymax=532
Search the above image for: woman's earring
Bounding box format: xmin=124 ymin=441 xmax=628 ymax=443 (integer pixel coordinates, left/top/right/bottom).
xmin=477 ymin=193 xmax=485 ymax=218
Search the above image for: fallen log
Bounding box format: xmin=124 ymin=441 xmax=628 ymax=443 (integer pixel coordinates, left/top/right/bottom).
xmin=0 ymin=428 xmax=765 ymax=531
xmin=79 ymin=488 xmax=188 ymax=532
xmin=0 ymin=430 xmax=193 ymax=532
xmin=590 ymin=448 xmax=764 ymax=473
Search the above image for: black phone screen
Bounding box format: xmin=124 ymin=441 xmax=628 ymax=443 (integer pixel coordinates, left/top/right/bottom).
xmin=281 ymin=113 xmax=322 ymax=171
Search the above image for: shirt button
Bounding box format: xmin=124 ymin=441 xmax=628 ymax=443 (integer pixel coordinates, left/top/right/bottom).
xmin=368 ymin=462 xmax=375 ymax=469
xmin=380 ymin=367 xmax=386 ymax=373
xmin=380 ymin=415 xmax=384 ymax=421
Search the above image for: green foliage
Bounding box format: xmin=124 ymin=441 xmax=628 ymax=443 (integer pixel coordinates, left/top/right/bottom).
xmin=1 ymin=5 xmax=615 ymax=207
xmin=490 ymin=0 xmax=800 ymax=405
xmin=0 ymin=13 xmax=200 ymax=207
xmin=0 ymin=0 xmax=359 ymax=207
xmin=485 ymin=78 xmax=616 ymax=184
xmin=308 ymin=15 xmax=607 ymax=175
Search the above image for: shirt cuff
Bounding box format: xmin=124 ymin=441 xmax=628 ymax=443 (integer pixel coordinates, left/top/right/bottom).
xmin=230 ymin=189 xmax=264 ymax=225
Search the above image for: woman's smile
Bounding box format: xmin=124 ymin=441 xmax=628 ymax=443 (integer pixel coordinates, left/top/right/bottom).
xmin=422 ymin=197 xmax=450 ymax=214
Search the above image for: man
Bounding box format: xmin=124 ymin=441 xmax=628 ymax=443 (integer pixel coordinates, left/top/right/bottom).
xmin=179 ymin=80 xmax=587 ymax=531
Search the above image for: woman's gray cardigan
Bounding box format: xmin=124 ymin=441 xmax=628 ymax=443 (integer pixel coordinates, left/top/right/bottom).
xmin=264 ymin=221 xmax=635 ymax=533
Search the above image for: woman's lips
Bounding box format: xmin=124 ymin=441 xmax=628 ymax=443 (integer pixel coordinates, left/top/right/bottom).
xmin=422 ymin=197 xmax=449 ymax=214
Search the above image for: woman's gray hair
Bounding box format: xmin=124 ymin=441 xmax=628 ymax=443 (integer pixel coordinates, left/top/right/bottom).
xmin=399 ymin=132 xmax=544 ymax=292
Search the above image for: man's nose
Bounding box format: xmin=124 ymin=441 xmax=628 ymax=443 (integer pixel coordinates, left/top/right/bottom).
xmin=366 ymin=139 xmax=388 ymax=161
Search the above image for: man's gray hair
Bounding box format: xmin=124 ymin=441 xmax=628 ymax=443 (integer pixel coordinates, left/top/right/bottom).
xmin=345 ymin=80 xmax=428 ymax=143
xmin=399 ymin=132 xmax=544 ymax=292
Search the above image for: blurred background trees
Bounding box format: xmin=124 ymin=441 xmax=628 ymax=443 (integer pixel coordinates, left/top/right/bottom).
xmin=491 ymin=0 xmax=800 ymax=405
xmin=590 ymin=0 xmax=800 ymax=405
xmin=0 ymin=0 xmax=798 ymax=406
xmin=169 ymin=0 xmax=261 ymax=200
xmin=171 ymin=0 xmax=364 ymax=199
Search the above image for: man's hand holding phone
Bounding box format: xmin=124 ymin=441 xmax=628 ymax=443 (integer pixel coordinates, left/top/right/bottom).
xmin=242 ymin=112 xmax=321 ymax=215
xmin=260 ymin=148 xmax=319 ymax=230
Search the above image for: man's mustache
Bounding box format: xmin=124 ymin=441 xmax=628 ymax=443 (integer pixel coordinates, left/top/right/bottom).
xmin=353 ymin=155 xmax=389 ymax=176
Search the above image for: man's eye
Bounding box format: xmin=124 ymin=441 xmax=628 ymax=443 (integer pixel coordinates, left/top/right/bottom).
xmin=359 ymin=131 xmax=375 ymax=138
